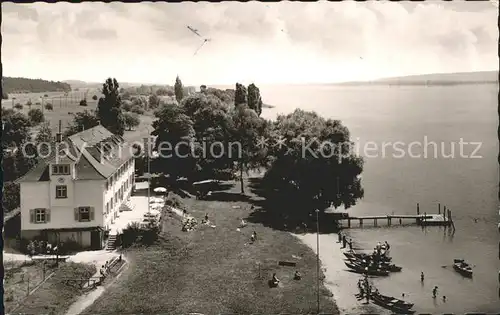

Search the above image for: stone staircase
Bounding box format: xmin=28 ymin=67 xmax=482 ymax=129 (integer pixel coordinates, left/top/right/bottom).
xmin=105 ymin=234 xmax=118 ymax=251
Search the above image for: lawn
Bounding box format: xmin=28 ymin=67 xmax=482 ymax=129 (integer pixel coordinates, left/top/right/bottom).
xmin=2 ymin=90 xmax=155 ymax=142
xmin=12 ymin=262 xmax=96 ymax=315
xmin=82 ymin=176 xmax=339 ymax=314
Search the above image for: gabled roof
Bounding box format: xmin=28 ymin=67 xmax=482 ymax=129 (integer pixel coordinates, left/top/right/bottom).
xmin=16 ymin=125 xmax=134 ymax=183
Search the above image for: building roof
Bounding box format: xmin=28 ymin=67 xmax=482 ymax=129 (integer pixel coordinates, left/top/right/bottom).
xmin=16 ymin=125 xmax=134 ymax=183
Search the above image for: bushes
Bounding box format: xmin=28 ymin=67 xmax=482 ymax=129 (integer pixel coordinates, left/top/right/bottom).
xmin=120 ymin=221 xmax=160 ymax=248
xmin=79 ymin=99 xmax=87 ymax=106
xmin=165 ymin=195 xmax=184 ymax=209
xmin=130 ymin=105 xmax=144 ymax=114
xmin=44 ymin=103 xmax=53 ymax=110
xmin=14 ymin=103 xmax=23 ymax=110
xmin=28 ymin=108 xmax=45 ymax=125
xmin=26 ymin=100 xmax=32 ymax=106
xmin=24 ymin=239 xmax=83 ymax=256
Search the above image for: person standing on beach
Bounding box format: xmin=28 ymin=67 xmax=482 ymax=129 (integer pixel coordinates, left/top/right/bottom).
xmin=348 ymin=239 xmax=353 ymax=250
xmin=342 ymin=235 xmax=347 ymax=248
xmin=338 ymin=232 xmax=342 ymax=243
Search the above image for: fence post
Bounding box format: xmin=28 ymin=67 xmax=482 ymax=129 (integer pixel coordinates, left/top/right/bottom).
xmin=27 ymin=276 xmax=30 ymax=296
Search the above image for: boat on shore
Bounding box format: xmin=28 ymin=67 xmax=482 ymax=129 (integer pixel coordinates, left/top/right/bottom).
xmin=453 ymin=259 xmax=473 ymax=278
xmin=343 ymin=251 xmax=392 ymax=262
xmin=344 ymin=261 xmax=390 ymax=276
xmin=346 ymin=257 xmax=402 ymax=272
xmin=370 ymin=291 xmax=415 ymax=314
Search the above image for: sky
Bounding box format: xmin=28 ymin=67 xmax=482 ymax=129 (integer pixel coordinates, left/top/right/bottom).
xmin=2 ymin=1 xmax=499 ymax=85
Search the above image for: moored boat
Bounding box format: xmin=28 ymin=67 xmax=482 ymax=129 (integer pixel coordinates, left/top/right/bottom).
xmin=347 ymin=258 xmax=402 ymax=272
xmin=343 ymin=250 xmax=392 ymax=262
xmin=370 ymin=292 xmax=415 ymax=314
xmin=344 ymin=261 xmax=390 ymax=276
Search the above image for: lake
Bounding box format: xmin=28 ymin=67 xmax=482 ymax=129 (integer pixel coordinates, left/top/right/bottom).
xmin=258 ymin=83 xmax=500 ymax=314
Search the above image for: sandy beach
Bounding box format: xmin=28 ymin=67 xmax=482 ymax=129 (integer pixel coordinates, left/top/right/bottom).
xmin=292 ymin=232 xmax=381 ymax=314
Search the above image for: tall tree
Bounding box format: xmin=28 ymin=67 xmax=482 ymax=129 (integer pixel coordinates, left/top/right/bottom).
xmin=64 ymin=110 xmax=100 ymax=137
xmin=2 ymin=112 xmax=31 ymax=151
xmin=97 ymin=78 xmax=125 ymax=136
xmin=151 ymin=103 xmax=196 ymax=181
xmin=230 ymin=104 xmax=268 ymax=193
xmin=174 ymin=76 xmax=184 ymax=104
xmin=234 ymin=83 xmax=247 ymax=106
xmin=264 ymin=109 xmax=364 ymax=220
xmin=247 ymin=83 xmax=263 ymax=116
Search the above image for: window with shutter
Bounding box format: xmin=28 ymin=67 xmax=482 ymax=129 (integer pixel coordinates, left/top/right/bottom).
xmin=35 ymin=208 xmax=46 ymax=223
xmin=78 ymin=207 xmax=91 ymax=222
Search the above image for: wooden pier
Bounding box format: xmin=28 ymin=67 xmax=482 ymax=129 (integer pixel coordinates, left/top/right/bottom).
xmin=337 ymin=203 xmax=455 ymax=230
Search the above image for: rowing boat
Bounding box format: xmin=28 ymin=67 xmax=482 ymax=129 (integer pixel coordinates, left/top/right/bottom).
xmin=344 ymin=261 xmax=390 ymax=276
xmin=343 ymin=251 xmax=392 ymax=262
xmin=453 ymin=259 xmax=473 ymax=278
xmin=346 ymin=258 xmax=402 ymax=272
xmin=370 ymin=292 xmax=415 ymax=314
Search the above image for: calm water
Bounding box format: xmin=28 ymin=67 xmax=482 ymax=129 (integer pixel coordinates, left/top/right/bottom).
xmin=259 ymin=84 xmax=500 ymax=314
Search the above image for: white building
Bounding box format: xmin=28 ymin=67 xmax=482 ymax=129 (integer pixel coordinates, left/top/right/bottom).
xmin=16 ymin=125 xmax=135 ymax=249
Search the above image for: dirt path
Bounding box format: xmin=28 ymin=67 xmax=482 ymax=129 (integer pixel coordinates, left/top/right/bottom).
xmin=65 ymin=260 xmax=130 ymax=315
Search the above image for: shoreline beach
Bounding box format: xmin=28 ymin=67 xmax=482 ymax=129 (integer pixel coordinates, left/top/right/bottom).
xmin=292 ymin=232 xmax=381 ymax=314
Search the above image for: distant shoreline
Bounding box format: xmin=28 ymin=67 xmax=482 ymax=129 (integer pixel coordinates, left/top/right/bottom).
xmin=335 ymin=81 xmax=498 ymax=87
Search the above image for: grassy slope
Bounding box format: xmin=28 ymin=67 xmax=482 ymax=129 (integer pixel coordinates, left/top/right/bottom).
xmin=83 ymin=178 xmax=338 ymax=314
xmin=12 ymin=262 xmax=96 ymax=315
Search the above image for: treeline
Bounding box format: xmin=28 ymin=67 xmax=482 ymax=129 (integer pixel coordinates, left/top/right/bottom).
xmin=2 ymin=77 xmax=72 ymax=94
xmin=3 ymin=76 xmax=365 ymax=225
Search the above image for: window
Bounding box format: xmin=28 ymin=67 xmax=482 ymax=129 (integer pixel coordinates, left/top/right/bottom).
xmin=79 ymin=207 xmax=90 ymax=221
xmin=55 ymin=185 xmax=67 ymax=199
xmin=32 ymin=208 xmax=49 ymax=223
xmin=75 ymin=207 xmax=93 ymax=222
xmin=115 ymin=192 xmax=118 ymax=202
xmin=110 ymin=198 xmax=114 ymax=209
xmin=105 ymin=180 xmax=109 ymax=190
xmin=52 ymin=164 xmax=70 ymax=175
xmin=106 ymin=202 xmax=109 ymax=214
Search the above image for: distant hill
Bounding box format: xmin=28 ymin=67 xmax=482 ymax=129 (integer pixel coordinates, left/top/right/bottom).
xmin=339 ymin=71 xmax=499 ymax=86
xmin=3 ymin=77 xmax=72 ymax=94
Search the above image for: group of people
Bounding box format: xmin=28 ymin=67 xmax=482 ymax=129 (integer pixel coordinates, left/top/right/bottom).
xmin=357 ymin=274 xmax=376 ymax=302
xmin=270 ymin=271 xmax=301 ymax=287
xmin=338 ymin=232 xmax=354 ymax=250
xmin=374 ymin=241 xmax=390 ymax=255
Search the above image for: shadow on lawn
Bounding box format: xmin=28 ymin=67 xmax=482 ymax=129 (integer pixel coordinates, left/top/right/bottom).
xmin=246 ymin=177 xmax=340 ymax=235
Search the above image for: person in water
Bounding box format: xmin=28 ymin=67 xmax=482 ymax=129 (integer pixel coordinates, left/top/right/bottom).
xmin=432 ymin=286 xmax=438 ymax=298
xmin=442 ymin=295 xmax=446 ymax=302
xmin=384 ymin=241 xmax=390 ymax=250
xmin=421 ymin=271 xmax=425 ymax=282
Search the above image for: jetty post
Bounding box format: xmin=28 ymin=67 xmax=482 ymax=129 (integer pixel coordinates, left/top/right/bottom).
xmin=416 ymin=203 xmax=420 ymax=215
xmin=424 ymin=212 xmax=427 ymax=224
xmin=438 ymin=203 xmax=441 ymax=214
xmin=359 ymin=218 xmax=363 ymax=227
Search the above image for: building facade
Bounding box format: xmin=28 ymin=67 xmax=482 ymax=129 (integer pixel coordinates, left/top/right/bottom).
xmin=16 ymin=125 xmax=135 ymax=249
